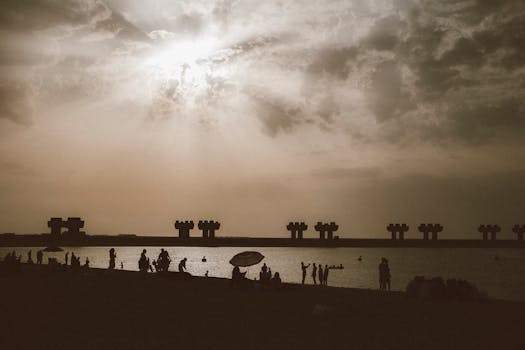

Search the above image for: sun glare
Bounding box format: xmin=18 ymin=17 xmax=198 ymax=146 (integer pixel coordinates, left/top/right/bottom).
xmin=141 ymin=36 xmax=224 ymax=95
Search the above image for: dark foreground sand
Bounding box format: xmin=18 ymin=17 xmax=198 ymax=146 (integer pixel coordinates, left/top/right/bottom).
xmin=1 ymin=264 xmax=524 ymax=350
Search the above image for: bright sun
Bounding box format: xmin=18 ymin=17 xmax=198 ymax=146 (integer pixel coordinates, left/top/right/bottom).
xmin=142 ymin=36 xmax=224 ymax=95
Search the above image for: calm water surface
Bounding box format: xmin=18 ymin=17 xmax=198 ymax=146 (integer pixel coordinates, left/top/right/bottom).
xmin=2 ymin=246 xmax=523 ymax=301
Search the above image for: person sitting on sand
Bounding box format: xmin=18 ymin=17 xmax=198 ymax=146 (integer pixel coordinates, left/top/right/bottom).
xmin=271 ymin=272 xmax=282 ymax=289
xmin=178 ymin=258 xmax=187 ymax=273
xmin=301 ymin=262 xmax=310 ymax=284
xmin=231 ymin=266 xmax=247 ymax=287
xmin=312 ymin=263 xmax=317 ymax=285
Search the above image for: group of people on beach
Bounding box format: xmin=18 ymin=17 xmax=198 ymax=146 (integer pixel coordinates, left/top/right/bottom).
xmin=137 ymin=248 xmax=188 ymax=274
xmin=301 ymin=262 xmax=330 ymax=286
xmin=231 ymin=263 xmax=282 ymax=289
xmin=65 ymin=252 xmax=88 ymax=269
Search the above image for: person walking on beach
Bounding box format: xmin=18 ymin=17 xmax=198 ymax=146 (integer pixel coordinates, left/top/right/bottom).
xmin=301 ymin=262 xmax=310 ymax=284
xmin=312 ymin=263 xmax=317 ymax=284
xmin=324 ymin=264 xmax=329 ymax=286
xmin=108 ymin=248 xmax=116 ymax=270
xmin=318 ymin=264 xmax=324 ymax=286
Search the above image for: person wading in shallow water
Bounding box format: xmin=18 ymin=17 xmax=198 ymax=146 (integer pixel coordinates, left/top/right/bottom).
xmin=301 ymin=262 xmax=310 ymax=284
xmin=312 ymin=263 xmax=317 ymax=285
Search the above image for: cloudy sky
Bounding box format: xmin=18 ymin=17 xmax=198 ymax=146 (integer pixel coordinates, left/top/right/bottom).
xmin=1 ymin=0 xmax=524 ymax=238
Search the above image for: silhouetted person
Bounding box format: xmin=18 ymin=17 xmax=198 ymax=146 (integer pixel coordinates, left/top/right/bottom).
xmin=301 ymin=262 xmax=310 ymax=284
xmin=384 ymin=259 xmax=391 ymax=291
xmin=312 ymin=263 xmax=317 ymax=284
xmin=272 ymin=272 xmax=282 ymax=289
xmin=205 ymin=271 xmax=209 ymax=277
xmin=36 ymin=250 xmax=43 ymax=264
xmin=379 ymin=258 xmax=391 ymax=291
xmin=84 ymin=257 xmax=90 ymax=268
xmin=139 ymin=249 xmax=149 ymax=273
xmin=65 ymin=252 xmax=69 ymax=266
xmin=202 ymin=256 xmax=206 ymax=262
xmin=27 ymin=250 xmax=34 ymax=264
xmin=324 ymin=265 xmax=329 ymax=286
xmin=178 ymin=258 xmax=187 ymax=273
xmin=318 ymin=264 xmax=323 ymax=286
xmin=121 ymin=262 xmax=124 ymax=269
xmin=109 ymin=248 xmax=116 ymax=270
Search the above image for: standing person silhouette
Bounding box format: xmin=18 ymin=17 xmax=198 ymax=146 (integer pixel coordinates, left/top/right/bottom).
xmin=318 ymin=264 xmax=324 ymax=286
xmin=324 ymin=265 xmax=329 ymax=286
xmin=312 ymin=263 xmax=317 ymax=285
xmin=301 ymin=262 xmax=310 ymax=284
xmin=108 ymin=248 xmax=116 ymax=270
xmin=384 ymin=259 xmax=391 ymax=291
xmin=65 ymin=252 xmax=69 ymax=266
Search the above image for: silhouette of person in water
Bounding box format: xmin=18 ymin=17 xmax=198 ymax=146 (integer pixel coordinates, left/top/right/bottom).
xmin=109 ymin=248 xmax=116 ymax=270
xmin=301 ymin=262 xmax=310 ymax=284
xmin=178 ymin=258 xmax=187 ymax=273
xmin=318 ymin=264 xmax=324 ymax=286
xmin=324 ymin=265 xmax=329 ymax=286
xmin=205 ymin=270 xmax=209 ymax=277
xmin=312 ymin=263 xmax=317 ymax=284
xmin=84 ymin=257 xmax=90 ymax=268
xmin=65 ymin=252 xmax=69 ymax=266
xmin=27 ymin=250 xmax=33 ymax=264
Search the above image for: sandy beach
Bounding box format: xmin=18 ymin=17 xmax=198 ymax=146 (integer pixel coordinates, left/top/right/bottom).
xmin=1 ymin=263 xmax=524 ymax=350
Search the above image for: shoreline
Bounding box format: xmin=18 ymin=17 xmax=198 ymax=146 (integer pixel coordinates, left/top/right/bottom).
xmin=1 ymin=262 xmax=524 ymax=349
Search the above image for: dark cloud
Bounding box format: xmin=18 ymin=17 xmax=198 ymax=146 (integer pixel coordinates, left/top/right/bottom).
xmin=250 ymin=93 xmax=302 ymax=137
xmin=363 ymin=15 xmax=403 ymax=51
xmin=307 ymin=47 xmax=357 ymax=79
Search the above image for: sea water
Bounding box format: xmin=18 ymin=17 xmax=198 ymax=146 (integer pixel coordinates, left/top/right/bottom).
xmin=1 ymin=246 xmax=523 ymax=301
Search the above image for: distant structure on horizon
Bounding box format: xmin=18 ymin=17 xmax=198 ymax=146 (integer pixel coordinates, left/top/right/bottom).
xmin=314 ymin=222 xmax=339 ymax=240
xmin=418 ymin=223 xmax=444 ymax=240
xmin=198 ymin=220 xmax=220 ymax=238
xmin=47 ymin=217 xmax=86 ymax=240
xmin=478 ymin=224 xmax=501 ymax=240
xmin=387 ymin=223 xmax=409 ymax=240
xmin=513 ymin=224 xmax=525 ymax=241
xmin=174 ymin=220 xmax=194 ymax=238
xmin=287 ymin=222 xmax=308 ymax=239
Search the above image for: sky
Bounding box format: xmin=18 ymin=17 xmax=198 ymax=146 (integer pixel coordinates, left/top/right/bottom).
xmin=0 ymin=0 xmax=524 ymax=238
